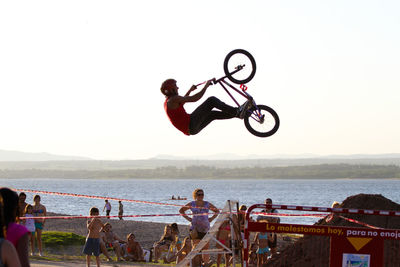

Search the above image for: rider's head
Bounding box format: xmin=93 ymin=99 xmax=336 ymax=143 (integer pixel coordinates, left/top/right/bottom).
xmin=161 ymin=79 xmax=178 ymax=96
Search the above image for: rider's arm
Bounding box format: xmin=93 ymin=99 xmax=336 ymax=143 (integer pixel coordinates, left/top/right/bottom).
xmin=184 ymin=85 xmax=197 ymax=97
xmin=185 ymin=80 xmax=212 ymax=102
xmin=168 ymin=80 xmax=212 ymax=108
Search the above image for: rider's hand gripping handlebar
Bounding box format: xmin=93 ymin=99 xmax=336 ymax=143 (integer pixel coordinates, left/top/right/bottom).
xmin=196 ymin=78 xmax=217 ymax=87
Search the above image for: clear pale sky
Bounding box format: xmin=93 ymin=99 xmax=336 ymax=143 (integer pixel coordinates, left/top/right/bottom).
xmin=1 ymin=1 xmax=399 ymax=160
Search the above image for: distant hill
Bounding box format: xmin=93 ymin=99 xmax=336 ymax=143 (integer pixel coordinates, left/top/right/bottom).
xmin=0 ymin=149 xmax=399 ymax=171
xmin=1 ymin=163 xmax=399 ymax=179
xmin=148 ymin=154 xmax=400 ymax=168
xmin=153 ymin=153 xmax=400 ymax=161
xmin=0 ymin=153 xmax=399 ymax=171
xmin=0 ymin=151 xmax=399 ymax=179
xmin=0 ymin=149 xmax=92 ymax=161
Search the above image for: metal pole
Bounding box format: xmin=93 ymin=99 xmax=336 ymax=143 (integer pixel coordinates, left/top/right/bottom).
xmin=228 ymin=200 xmax=236 ymax=267
xmin=237 ymin=202 xmax=243 ymax=267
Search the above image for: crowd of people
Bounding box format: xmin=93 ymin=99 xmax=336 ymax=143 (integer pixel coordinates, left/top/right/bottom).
xmin=153 ymin=189 xmax=280 ymax=267
xmin=0 ymin=187 xmax=281 ymax=267
xmin=82 ymin=208 xmax=147 ymax=266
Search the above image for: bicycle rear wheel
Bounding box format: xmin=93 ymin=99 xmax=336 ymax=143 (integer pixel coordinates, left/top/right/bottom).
xmin=244 ymin=105 xmax=279 ymax=137
xmin=223 ymin=49 xmax=256 ymax=84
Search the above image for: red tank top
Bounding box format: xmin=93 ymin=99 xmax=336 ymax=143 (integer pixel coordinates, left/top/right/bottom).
xmin=164 ymin=98 xmax=191 ymax=135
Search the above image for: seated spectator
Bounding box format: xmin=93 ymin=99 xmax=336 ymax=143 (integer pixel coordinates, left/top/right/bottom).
xmin=170 ymin=223 xmax=181 ymax=250
xmin=153 ymin=224 xmax=174 ymax=263
xmin=122 ymin=233 xmax=144 ymax=261
xmin=99 ymin=231 xmax=113 ymax=262
xmin=0 ymin=187 xmax=30 ymax=266
xmin=176 ymin=237 xmax=202 ymax=266
xmin=101 ymin=223 xmax=125 ymax=261
xmin=162 ymin=223 xmax=182 ymax=263
xmin=176 ymin=236 xmax=192 ymax=264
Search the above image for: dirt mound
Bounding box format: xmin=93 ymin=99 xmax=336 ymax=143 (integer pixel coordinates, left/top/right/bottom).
xmin=266 ymin=194 xmax=400 ymax=267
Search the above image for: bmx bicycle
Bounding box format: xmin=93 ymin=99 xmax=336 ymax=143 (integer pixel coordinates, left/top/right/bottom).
xmin=198 ymin=49 xmax=280 ymax=138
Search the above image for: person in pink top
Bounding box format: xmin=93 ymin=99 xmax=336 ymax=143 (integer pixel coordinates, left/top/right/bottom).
xmin=0 ymin=188 xmax=30 ymax=267
xmin=1 ymin=193 xmax=22 ymax=267
xmin=161 ymin=79 xmax=250 ymax=135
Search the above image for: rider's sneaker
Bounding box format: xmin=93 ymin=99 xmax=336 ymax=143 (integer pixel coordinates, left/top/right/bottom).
xmin=238 ymin=100 xmax=253 ymax=119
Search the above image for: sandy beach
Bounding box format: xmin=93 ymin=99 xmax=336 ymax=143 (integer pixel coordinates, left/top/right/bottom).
xmin=33 ymin=193 xmax=400 ymax=266
xmin=45 ymin=212 xmax=190 ymax=249
xmin=30 ymin=212 xmax=190 ymax=266
xmin=31 ymin=211 xmax=285 ymax=266
xmin=30 ymin=259 xmax=155 ymax=267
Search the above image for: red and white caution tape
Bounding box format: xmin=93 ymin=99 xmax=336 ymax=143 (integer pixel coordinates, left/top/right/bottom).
xmin=12 ymin=188 xmax=184 ymax=208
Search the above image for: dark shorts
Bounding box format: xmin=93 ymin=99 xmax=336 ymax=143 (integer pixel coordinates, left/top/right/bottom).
xmin=83 ymin=238 xmax=101 ymax=256
xmin=35 ymin=222 xmax=44 ymax=230
xmin=190 ymin=229 xmax=207 ymax=240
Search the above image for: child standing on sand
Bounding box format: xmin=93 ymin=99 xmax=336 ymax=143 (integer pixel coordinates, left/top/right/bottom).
xmin=24 ymin=204 xmax=36 ymax=256
xmin=83 ymin=207 xmax=104 ymax=267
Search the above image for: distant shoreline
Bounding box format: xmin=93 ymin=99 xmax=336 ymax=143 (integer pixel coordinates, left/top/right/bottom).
xmin=3 ymin=177 xmax=400 ymax=180
xmin=1 ymin=163 xmax=400 ymax=179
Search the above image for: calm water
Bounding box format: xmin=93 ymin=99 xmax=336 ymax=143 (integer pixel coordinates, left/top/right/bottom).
xmin=1 ymin=178 xmax=399 ymax=226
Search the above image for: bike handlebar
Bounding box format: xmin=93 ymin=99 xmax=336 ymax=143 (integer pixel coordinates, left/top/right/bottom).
xmin=195 ymin=64 xmax=244 ymax=87
xmin=195 ymin=78 xmax=217 ymax=87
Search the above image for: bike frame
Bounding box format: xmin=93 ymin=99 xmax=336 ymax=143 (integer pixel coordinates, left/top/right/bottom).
xmin=207 ymin=65 xmax=265 ymax=123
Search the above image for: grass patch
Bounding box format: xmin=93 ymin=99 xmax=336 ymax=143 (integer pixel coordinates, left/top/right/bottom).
xmin=42 ymin=231 xmax=86 ymax=247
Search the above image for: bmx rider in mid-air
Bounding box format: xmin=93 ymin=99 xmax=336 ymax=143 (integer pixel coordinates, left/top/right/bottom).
xmin=161 ymin=79 xmax=251 ymax=136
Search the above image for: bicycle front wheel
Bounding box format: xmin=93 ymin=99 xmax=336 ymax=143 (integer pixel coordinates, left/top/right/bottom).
xmin=244 ymin=105 xmax=279 ymax=137
xmin=223 ymin=49 xmax=256 ymax=84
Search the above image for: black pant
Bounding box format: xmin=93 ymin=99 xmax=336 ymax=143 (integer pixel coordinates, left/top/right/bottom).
xmin=189 ymin=96 xmax=237 ymax=135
